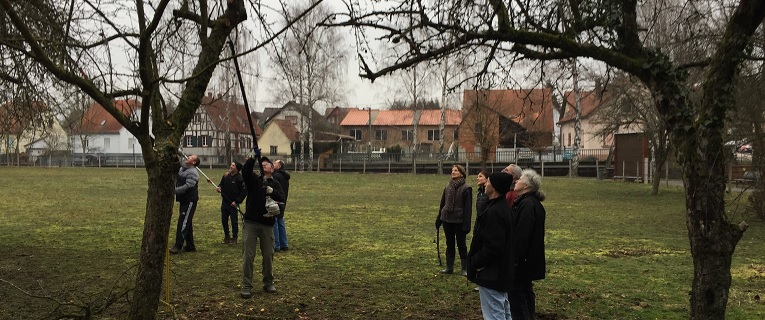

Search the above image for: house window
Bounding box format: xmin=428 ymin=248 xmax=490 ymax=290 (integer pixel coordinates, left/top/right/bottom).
xmin=270 ymin=146 xmax=278 ymax=155
xmin=401 ymin=130 xmax=413 ymax=141
xmin=427 ymin=129 xmax=439 ymax=141
xmin=200 ymin=135 xmax=209 ymax=147
xmin=474 ymin=122 xmax=483 ymax=141
xmin=185 ymin=135 xmax=195 ymax=147
xmin=104 ymin=138 xmax=110 ymax=151
xmin=350 ymin=129 xmax=362 ymax=140
xmin=128 ymin=138 xmax=135 ymax=149
xmin=194 ymin=114 xmax=202 ymax=123
xmin=286 ymin=116 xmax=298 ymax=125
xmin=567 ymin=133 xmax=571 ymax=146
xmin=375 ymin=129 xmax=387 ymax=140
xmin=453 ymin=129 xmax=459 ymax=141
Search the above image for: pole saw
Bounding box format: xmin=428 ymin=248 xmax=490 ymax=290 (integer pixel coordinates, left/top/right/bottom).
xmin=227 ymin=38 xmax=264 ymax=178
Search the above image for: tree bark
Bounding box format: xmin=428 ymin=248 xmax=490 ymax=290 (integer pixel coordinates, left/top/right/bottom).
xmin=130 ymin=148 xmax=178 ymax=319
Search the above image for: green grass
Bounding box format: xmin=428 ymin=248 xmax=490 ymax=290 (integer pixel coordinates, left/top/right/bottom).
xmin=0 ymin=167 xmax=763 ymax=319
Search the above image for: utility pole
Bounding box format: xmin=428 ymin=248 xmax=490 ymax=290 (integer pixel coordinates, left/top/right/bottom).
xmin=570 ymin=57 xmax=582 ymax=177
xmin=367 ymin=107 xmax=372 ymax=157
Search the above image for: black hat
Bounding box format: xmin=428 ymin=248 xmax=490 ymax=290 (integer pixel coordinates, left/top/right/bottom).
xmin=260 ymin=156 xmax=273 ymax=165
xmin=234 ymin=162 xmax=243 ymax=172
xmin=489 ymin=172 xmax=514 ymax=194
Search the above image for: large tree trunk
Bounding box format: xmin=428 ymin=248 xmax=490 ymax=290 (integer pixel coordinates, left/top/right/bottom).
xmin=130 ymin=148 xmax=179 ymax=319
xmin=682 ymin=142 xmax=744 ymax=319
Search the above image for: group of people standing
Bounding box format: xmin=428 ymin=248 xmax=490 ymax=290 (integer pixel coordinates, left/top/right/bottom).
xmin=437 ymin=164 xmax=546 ymax=320
xmin=169 ymin=153 xmax=292 ymax=297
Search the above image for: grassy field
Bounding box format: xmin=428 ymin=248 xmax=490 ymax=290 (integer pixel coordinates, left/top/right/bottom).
xmin=0 ymin=167 xmax=763 ymax=319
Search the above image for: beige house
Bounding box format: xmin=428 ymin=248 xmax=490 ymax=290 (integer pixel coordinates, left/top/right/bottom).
xmin=259 ymin=119 xmax=299 ymax=159
xmin=558 ymin=90 xmax=611 ymax=149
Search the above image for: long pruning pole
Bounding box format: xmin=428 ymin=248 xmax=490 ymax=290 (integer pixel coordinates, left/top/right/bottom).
xmin=227 ymin=39 xmax=264 ymax=178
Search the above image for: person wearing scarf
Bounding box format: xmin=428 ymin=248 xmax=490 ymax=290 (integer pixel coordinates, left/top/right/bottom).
xmin=435 ymin=164 xmax=473 ymax=275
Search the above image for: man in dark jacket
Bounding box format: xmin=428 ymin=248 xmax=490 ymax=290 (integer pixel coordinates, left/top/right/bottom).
xmin=171 ymin=154 xmax=200 ymax=254
xmin=467 ymin=172 xmax=515 ymax=320
xmin=217 ymin=161 xmax=246 ymax=244
xmin=272 ymin=159 xmax=290 ymax=251
xmin=240 ymin=156 xmax=285 ymax=298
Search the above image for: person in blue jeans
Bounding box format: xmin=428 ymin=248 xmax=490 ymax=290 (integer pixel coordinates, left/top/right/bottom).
xmin=467 ymin=172 xmax=515 ymax=320
xmin=272 ymin=159 xmax=290 ymax=251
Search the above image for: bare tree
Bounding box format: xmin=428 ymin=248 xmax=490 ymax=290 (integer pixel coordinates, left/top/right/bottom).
xmin=268 ymin=0 xmax=346 ymax=171
xmin=730 ymin=44 xmax=765 ymax=218
xmin=461 ymin=88 xmax=502 ymax=171
xmin=591 ymin=72 xmax=670 ymax=195
xmin=326 ymin=0 xmax=765 ymax=318
xmin=0 ymin=0 xmax=322 ymax=318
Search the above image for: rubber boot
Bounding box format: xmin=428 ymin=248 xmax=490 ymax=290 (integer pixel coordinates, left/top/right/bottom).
xmin=460 ymin=259 xmax=468 ymax=276
xmin=230 ymin=237 xmax=237 ymax=245
xmin=223 ymin=235 xmax=231 ymax=244
xmin=440 ymin=254 xmax=454 ymax=274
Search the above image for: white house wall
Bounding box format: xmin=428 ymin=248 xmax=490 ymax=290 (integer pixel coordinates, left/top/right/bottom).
xmin=559 ymin=118 xmax=611 ymax=149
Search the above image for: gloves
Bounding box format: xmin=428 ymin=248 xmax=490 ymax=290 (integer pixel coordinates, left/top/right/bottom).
xmin=265 ymin=186 xmax=273 ymax=194
xmin=435 ymin=219 xmax=442 ymax=229
xmin=254 ymin=148 xmax=262 ymax=158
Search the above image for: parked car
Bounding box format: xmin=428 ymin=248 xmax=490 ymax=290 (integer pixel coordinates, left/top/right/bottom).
xmin=72 ymin=154 xmax=101 ymax=166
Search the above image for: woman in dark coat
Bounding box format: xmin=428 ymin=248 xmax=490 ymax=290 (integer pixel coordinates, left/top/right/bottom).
xmin=508 ymin=169 xmax=547 ymax=320
xmin=436 ymin=165 xmax=473 ymax=275
xmin=475 ymin=170 xmax=489 ymax=219
xmin=467 ymin=172 xmax=515 ymax=320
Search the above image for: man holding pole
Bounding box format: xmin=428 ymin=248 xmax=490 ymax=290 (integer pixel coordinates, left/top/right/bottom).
xmin=240 ymin=155 xmax=285 ymax=298
xmin=170 ymin=154 xmax=200 ymax=254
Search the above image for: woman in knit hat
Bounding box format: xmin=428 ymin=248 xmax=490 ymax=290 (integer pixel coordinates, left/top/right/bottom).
xmin=435 ymin=164 xmax=473 ymax=275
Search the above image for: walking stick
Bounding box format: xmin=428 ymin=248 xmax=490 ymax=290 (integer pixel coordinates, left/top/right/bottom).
xmin=434 ymin=226 xmax=443 ymax=266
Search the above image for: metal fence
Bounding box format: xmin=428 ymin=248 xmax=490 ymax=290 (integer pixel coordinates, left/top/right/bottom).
xmin=0 ymin=148 xmax=693 ymax=181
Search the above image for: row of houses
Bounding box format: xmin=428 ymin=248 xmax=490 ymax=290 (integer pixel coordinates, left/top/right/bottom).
xmin=1 ymin=88 xmax=619 ymax=166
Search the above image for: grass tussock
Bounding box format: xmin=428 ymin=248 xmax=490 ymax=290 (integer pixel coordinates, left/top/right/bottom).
xmin=0 ymin=167 xmax=763 ymax=319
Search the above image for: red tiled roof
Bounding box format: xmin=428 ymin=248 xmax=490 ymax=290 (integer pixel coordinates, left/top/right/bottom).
xmin=340 ymin=109 xmax=374 ymax=126
xmin=373 ymin=110 xmax=413 ymax=126
xmin=340 ymin=109 xmax=461 ymax=126
xmin=558 ymin=90 xmax=608 ymax=123
xmin=418 ymin=109 xmax=461 ymax=126
xmin=75 ymin=99 xmax=141 ymax=134
xmin=462 ymin=89 xmax=554 ymax=132
xmin=273 ymin=119 xmax=299 ymax=142
xmin=201 ymin=96 xmax=262 ymax=135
